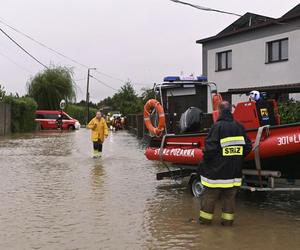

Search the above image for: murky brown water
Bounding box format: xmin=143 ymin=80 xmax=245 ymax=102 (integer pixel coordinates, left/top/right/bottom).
xmin=1 ymin=130 xmax=300 ymax=250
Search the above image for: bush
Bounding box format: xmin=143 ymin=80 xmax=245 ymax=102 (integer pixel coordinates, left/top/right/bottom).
xmin=66 ymin=104 xmax=97 ymax=125
xmin=278 ymin=100 xmax=300 ymax=124
xmin=4 ymin=96 xmax=37 ymax=133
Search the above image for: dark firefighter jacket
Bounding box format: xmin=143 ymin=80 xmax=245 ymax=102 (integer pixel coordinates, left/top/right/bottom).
xmin=200 ymin=110 xmax=252 ymax=188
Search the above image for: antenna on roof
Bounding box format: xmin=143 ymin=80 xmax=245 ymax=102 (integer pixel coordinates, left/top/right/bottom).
xmin=249 ymin=16 xmax=252 ymax=26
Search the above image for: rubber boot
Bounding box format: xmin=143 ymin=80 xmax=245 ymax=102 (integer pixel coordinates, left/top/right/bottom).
xmin=93 ymin=150 xmax=98 ymax=158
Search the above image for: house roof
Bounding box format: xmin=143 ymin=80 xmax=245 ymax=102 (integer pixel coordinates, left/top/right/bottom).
xmin=227 ymin=83 xmax=300 ymax=94
xmin=282 ymin=4 xmax=300 ymax=19
xmin=197 ymin=4 xmax=300 ymax=44
xmin=217 ymin=12 xmax=275 ymax=36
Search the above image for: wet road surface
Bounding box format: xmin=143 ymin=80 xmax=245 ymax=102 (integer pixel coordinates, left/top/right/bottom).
xmin=0 ymin=129 xmax=300 ymax=250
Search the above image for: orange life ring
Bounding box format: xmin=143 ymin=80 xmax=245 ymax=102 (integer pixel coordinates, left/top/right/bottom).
xmin=144 ymin=99 xmax=166 ymax=136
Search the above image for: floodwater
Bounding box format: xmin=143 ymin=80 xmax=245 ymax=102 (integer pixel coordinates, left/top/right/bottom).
xmin=1 ymin=130 xmax=300 ymax=250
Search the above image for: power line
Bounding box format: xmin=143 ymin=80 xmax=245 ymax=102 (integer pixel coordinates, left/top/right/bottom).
xmin=74 ymin=78 xmax=86 ymax=82
xmin=93 ymin=70 xmax=150 ymax=87
xmin=169 ymin=0 xmax=300 ymax=30
xmin=0 ymin=50 xmax=32 ymax=73
xmin=0 ymin=27 xmax=48 ymax=69
xmin=0 ymin=18 xmax=144 ymax=89
xmin=169 ymin=0 xmax=242 ymax=17
xmin=0 ymin=17 xmax=152 ymax=89
xmin=89 ymin=74 xmax=118 ymax=91
xmin=0 ymin=19 xmax=122 ymax=96
xmin=93 ymin=69 xmax=150 ymax=87
xmin=0 ymin=18 xmax=110 ymax=76
xmin=93 ymin=69 xmax=125 ymax=83
xmin=0 ymin=18 xmax=90 ymax=69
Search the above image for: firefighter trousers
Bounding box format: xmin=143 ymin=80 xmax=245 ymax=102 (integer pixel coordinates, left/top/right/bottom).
xmin=199 ymin=187 xmax=238 ymax=226
xmin=93 ymin=139 xmax=103 ymax=152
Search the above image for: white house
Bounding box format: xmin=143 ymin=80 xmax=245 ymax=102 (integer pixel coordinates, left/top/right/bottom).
xmin=197 ymin=4 xmax=300 ymax=109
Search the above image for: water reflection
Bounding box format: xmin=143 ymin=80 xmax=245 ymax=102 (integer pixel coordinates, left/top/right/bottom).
xmin=0 ymin=130 xmax=300 ymax=249
xmin=90 ymin=164 xmax=105 ymax=187
xmin=143 ymin=183 xmax=300 ymax=249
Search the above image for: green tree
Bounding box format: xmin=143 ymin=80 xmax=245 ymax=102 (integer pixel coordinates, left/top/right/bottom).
xmin=27 ymin=66 xmax=75 ymax=110
xmin=97 ymin=85 xmax=156 ymax=115
xmin=113 ymin=82 xmax=142 ymax=115
xmin=140 ymin=87 xmax=155 ymax=104
xmin=0 ymin=84 xmax=6 ymax=101
xmin=98 ymin=96 xmax=117 ymax=110
xmin=278 ymin=99 xmax=300 ymax=124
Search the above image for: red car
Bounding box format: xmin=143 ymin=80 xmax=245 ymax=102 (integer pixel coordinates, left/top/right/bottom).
xmin=35 ymin=110 xmax=81 ymax=130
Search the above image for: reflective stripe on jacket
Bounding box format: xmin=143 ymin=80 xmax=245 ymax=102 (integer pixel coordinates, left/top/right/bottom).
xmin=201 ymin=176 xmax=242 ymax=188
xmin=87 ymin=117 xmax=108 ymax=142
xmin=200 ymin=111 xmax=252 ymax=188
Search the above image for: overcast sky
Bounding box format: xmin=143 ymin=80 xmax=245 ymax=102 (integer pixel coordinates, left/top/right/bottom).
xmin=0 ymin=0 xmax=299 ymax=102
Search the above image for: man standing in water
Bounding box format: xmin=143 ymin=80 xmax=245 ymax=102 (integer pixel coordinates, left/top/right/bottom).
xmin=198 ymin=101 xmax=252 ymax=226
xmin=87 ymin=111 xmax=109 ymax=158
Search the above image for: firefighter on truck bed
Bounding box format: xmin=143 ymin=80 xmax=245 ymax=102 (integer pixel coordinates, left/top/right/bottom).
xmin=198 ymin=101 xmax=252 ymax=226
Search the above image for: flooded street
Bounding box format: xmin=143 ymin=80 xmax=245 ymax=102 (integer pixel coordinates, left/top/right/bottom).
xmin=1 ymin=130 xmax=300 ymax=250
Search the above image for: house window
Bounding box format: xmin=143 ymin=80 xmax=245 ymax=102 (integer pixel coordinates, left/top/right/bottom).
xmin=216 ymin=50 xmax=232 ymax=71
xmin=266 ymin=38 xmax=288 ymax=63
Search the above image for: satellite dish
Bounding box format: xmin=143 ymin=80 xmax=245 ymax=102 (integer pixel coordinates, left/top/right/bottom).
xmin=60 ymin=99 xmax=66 ymax=110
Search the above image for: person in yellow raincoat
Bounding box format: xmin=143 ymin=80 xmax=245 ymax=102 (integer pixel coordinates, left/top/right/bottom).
xmin=87 ymin=111 xmax=108 ymax=158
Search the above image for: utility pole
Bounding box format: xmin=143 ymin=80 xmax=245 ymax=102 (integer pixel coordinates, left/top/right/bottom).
xmin=85 ymin=68 xmax=96 ymax=124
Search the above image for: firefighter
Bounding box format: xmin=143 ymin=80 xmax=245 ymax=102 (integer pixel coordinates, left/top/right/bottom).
xmin=106 ymin=112 xmax=112 ymax=127
xmin=212 ymin=90 xmax=223 ymax=111
xmin=87 ymin=111 xmax=109 ymax=158
xmin=199 ymin=101 xmax=252 ymax=226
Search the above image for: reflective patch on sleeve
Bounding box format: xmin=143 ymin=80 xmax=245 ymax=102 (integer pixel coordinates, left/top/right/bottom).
xmin=220 ymin=136 xmax=245 ymax=147
xmin=222 ymin=146 xmax=243 ymax=156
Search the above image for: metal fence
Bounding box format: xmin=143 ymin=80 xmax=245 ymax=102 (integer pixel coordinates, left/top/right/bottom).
xmin=126 ymin=114 xmax=148 ymax=138
xmin=0 ymin=103 xmax=11 ymax=136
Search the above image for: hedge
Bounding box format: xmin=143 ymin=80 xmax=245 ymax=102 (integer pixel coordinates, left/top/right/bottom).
xmin=65 ymin=104 xmax=98 ymax=125
xmin=278 ymin=100 xmax=300 ymax=124
xmin=4 ymin=96 xmax=37 ymax=133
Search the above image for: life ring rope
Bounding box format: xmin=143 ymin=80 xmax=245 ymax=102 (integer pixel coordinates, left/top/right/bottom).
xmin=144 ymin=99 xmax=166 ymax=136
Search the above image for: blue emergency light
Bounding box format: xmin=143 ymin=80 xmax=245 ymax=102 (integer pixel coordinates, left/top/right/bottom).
xmin=197 ymin=76 xmax=208 ymax=81
xmin=163 ymin=76 xmax=181 ymax=82
xmin=163 ymin=76 xmax=208 ymax=82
